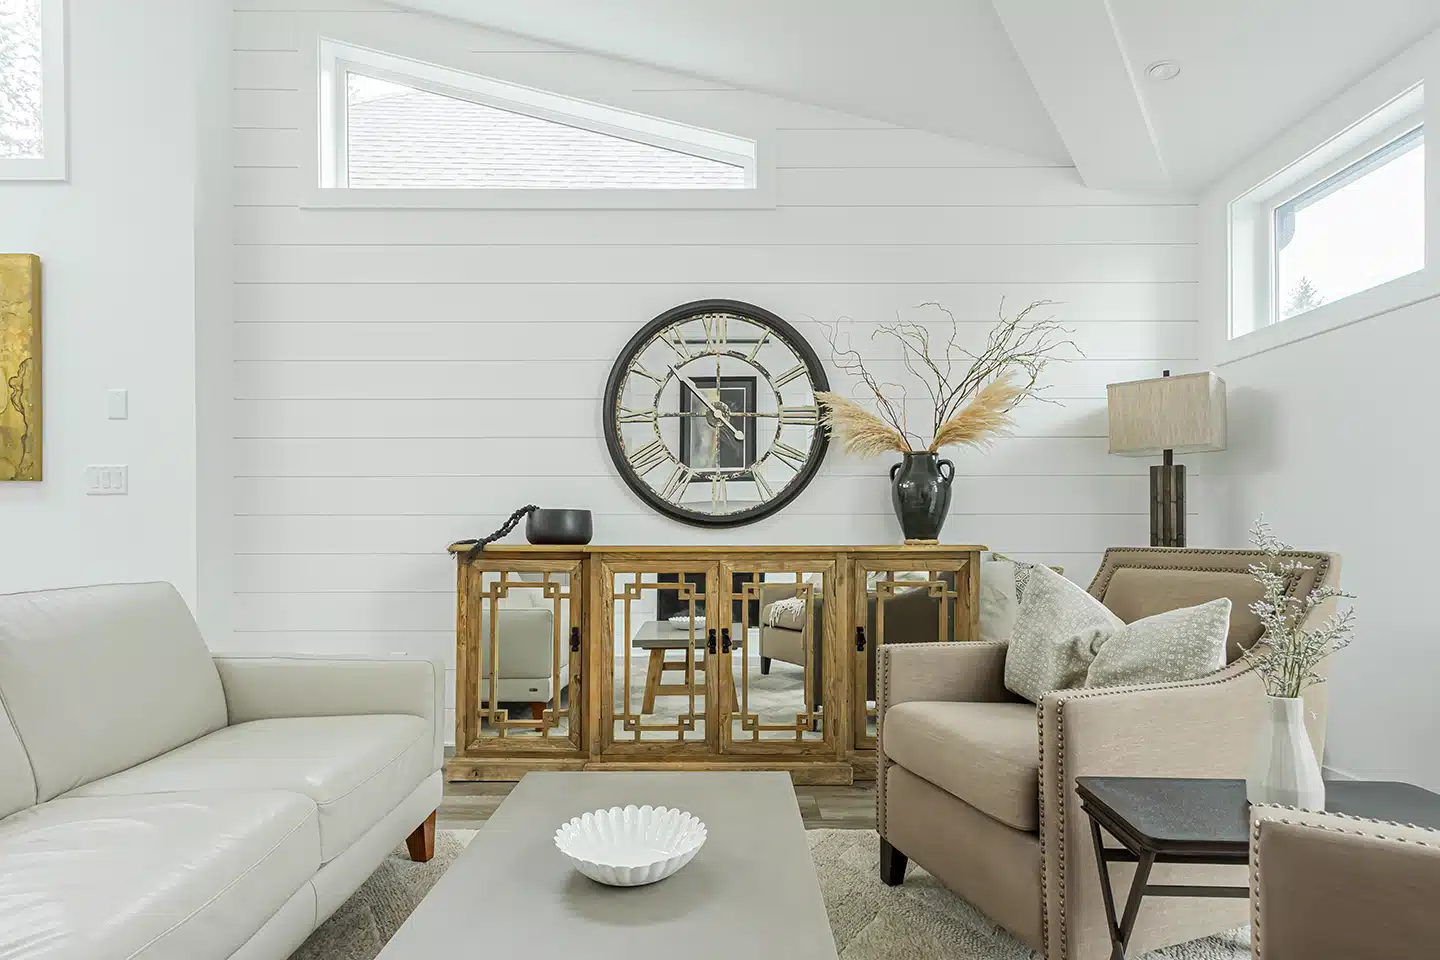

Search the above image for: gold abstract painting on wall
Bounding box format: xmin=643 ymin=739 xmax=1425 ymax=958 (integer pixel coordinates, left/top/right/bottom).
xmin=0 ymin=254 xmax=41 ymax=481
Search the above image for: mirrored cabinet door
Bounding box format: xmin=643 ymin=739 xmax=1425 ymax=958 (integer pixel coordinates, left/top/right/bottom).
xmin=600 ymin=560 xmax=721 ymax=755
xmin=851 ymin=557 xmax=976 ymax=751
xmin=718 ymin=559 xmax=840 ymax=755
xmin=457 ymin=560 xmax=584 ymax=755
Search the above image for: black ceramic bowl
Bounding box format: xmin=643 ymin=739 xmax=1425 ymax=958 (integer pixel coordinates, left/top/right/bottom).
xmin=525 ymin=508 xmax=594 ymax=545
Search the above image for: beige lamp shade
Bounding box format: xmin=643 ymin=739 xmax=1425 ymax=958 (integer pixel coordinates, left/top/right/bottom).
xmin=1107 ymin=371 xmax=1227 ymax=456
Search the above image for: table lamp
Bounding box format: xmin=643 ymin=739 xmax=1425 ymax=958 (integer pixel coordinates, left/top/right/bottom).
xmin=1106 ymin=370 xmax=1227 ymax=547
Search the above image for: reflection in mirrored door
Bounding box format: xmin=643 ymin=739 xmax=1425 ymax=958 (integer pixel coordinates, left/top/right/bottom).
xmin=466 ymin=565 xmax=581 ymax=751
xmin=727 ymin=563 xmax=834 ymax=748
xmin=606 ymin=565 xmax=717 ymax=744
xmin=853 ymin=561 xmax=971 ymax=750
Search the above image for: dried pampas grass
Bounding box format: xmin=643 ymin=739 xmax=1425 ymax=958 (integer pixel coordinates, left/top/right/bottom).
xmin=927 ymin=377 xmax=1020 ymax=452
xmin=815 ymin=391 xmax=909 ymax=457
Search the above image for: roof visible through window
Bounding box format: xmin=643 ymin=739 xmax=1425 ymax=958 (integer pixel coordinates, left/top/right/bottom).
xmin=344 ymin=71 xmax=747 ymax=190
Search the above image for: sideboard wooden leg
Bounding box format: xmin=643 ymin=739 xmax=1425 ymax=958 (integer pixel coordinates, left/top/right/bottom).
xmin=406 ymin=811 xmax=437 ymax=863
xmin=530 ymin=700 xmax=547 ymax=720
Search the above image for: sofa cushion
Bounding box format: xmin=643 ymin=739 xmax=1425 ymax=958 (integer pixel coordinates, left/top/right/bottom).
xmin=0 ymin=698 xmax=35 ymax=821
xmin=0 ymin=790 xmax=317 ymax=960
xmin=0 ymin=583 xmax=228 ymax=801
xmin=65 ymin=714 xmax=431 ymax=863
xmin=882 ymin=701 xmax=1040 ymax=831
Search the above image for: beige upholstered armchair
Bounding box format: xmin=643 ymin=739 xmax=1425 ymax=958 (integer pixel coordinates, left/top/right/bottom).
xmin=877 ymin=546 xmax=1341 ymax=960
xmin=1250 ymin=805 xmax=1440 ymax=959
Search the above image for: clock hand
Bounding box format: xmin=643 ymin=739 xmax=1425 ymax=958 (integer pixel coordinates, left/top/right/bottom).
xmin=667 ymin=364 xmax=744 ymax=441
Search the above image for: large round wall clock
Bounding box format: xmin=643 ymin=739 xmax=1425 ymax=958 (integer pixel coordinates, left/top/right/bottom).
xmin=603 ymin=299 xmax=831 ymax=527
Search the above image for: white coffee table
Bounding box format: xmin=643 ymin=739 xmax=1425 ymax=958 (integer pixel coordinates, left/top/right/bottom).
xmin=378 ymin=771 xmax=837 ymax=959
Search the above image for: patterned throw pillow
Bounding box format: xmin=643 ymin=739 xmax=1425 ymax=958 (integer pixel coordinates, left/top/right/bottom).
xmin=1084 ymin=597 xmax=1231 ymax=690
xmin=1004 ymin=565 xmax=1120 ymax=702
xmin=1003 ymin=565 xmax=1233 ymax=703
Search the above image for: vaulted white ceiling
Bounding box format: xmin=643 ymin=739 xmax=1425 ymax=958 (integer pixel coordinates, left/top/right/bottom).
xmin=390 ymin=0 xmax=1440 ymax=194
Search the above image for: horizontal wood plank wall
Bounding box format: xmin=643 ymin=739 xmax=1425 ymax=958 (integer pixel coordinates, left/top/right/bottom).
xmin=229 ymin=1 xmax=1202 ymax=740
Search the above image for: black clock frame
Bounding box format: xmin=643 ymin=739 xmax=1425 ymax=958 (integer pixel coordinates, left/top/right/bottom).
xmin=603 ymin=299 xmax=831 ymax=528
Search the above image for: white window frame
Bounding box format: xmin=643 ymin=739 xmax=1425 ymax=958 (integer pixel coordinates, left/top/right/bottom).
xmin=1202 ymin=28 xmax=1438 ymax=366
xmin=308 ymin=37 xmax=774 ymax=210
xmin=1229 ymin=87 xmax=1424 ymax=341
xmin=0 ymin=0 xmax=67 ymax=180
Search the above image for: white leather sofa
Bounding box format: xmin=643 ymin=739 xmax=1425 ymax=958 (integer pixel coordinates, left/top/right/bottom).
xmin=478 ymin=580 xmax=569 ymax=714
xmin=0 ymin=582 xmax=445 ymax=960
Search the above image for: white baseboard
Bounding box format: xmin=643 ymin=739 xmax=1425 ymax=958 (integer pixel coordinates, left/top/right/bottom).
xmin=1322 ymin=763 xmax=1358 ymax=781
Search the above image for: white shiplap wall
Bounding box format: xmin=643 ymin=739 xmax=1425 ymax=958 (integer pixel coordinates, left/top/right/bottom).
xmin=230 ymin=1 xmax=1200 ymax=736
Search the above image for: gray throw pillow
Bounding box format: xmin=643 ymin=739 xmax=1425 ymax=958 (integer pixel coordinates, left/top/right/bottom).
xmin=1084 ymin=597 xmax=1231 ymax=690
xmin=1003 ymin=565 xmax=1233 ymax=702
xmin=1004 ymin=565 xmax=1121 ymax=702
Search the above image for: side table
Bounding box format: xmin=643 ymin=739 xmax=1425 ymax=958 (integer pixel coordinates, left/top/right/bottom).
xmin=1075 ymin=777 xmax=1440 ymax=960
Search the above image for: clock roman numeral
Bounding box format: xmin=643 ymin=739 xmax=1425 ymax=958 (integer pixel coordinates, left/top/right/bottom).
xmin=702 ymin=315 xmax=727 ymax=352
xmin=660 ymin=465 xmax=695 ymax=501
xmin=711 ymin=475 xmax=728 ymax=511
xmin=746 ymin=330 xmax=771 ymax=362
xmin=770 ymin=441 xmax=809 ymax=471
xmin=772 ymin=364 xmax=808 ymax=388
xmin=752 ymin=471 xmax=775 ymax=501
xmin=662 ymin=334 xmax=691 ymax=361
xmin=779 ymin=405 xmax=819 ymax=425
xmin=629 ymin=363 xmax=664 ymax=384
xmin=626 ymin=440 xmax=672 ymax=476
xmin=618 ymin=407 xmax=658 ymax=424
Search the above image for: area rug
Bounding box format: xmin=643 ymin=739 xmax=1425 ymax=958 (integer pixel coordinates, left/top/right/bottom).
xmin=289 ymin=829 xmax=1250 ymax=960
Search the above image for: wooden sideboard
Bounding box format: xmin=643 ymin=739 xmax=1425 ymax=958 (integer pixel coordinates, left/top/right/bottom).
xmin=445 ymin=543 xmax=984 ymax=784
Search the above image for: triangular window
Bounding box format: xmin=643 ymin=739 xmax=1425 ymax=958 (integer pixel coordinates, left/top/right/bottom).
xmin=319 ymin=40 xmax=756 ymax=192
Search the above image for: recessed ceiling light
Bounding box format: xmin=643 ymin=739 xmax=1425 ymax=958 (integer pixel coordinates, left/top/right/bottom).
xmin=1146 ymin=61 xmax=1181 ymax=82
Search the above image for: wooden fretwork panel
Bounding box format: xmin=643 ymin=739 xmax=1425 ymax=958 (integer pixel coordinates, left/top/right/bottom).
xmin=599 ymin=560 xmax=721 ymax=756
xmin=718 ymin=559 xmax=842 ymax=757
xmin=455 ymin=558 xmax=584 ymax=757
xmin=851 ymin=556 xmax=977 ymax=751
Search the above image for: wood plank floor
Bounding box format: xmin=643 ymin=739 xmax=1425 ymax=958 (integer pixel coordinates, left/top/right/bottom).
xmin=439 ymin=780 xmax=876 ymax=831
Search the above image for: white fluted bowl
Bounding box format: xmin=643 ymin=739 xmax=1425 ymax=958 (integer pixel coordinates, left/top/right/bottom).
xmin=554 ymin=805 xmax=707 ymax=887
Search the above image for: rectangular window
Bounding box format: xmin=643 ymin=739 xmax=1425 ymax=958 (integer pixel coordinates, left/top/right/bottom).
xmin=0 ymin=0 xmax=65 ymax=179
xmin=1273 ymin=127 xmax=1424 ymax=320
xmin=314 ymin=39 xmax=764 ymax=207
xmin=1228 ymin=84 xmax=1425 ymax=340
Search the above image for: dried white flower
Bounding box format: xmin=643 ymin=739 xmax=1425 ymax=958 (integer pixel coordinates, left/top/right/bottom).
xmin=1239 ymin=517 xmax=1355 ymax=699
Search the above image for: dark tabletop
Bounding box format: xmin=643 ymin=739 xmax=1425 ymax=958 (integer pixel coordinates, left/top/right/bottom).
xmin=1076 ymin=777 xmax=1440 ymax=850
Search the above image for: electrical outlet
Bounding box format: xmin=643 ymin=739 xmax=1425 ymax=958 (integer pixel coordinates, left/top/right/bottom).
xmin=85 ymin=465 xmax=129 ymax=496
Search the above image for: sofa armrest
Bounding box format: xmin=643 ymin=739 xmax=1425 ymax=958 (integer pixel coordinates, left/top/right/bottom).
xmin=1251 ymin=806 xmax=1440 ymax=959
xmin=877 ymin=641 xmax=1011 ymax=711
xmin=213 ymin=654 xmax=445 ymax=770
xmin=1039 ymin=660 xmax=1269 ymax=958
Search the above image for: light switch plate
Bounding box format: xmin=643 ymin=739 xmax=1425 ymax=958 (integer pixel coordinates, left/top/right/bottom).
xmin=85 ymin=465 xmax=129 ymax=495
xmin=107 ymin=389 xmax=129 ymax=420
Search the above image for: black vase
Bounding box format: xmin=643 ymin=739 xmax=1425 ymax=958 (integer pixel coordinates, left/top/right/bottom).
xmin=525 ymin=508 xmax=594 ymax=545
xmin=889 ymin=452 xmax=954 ymax=540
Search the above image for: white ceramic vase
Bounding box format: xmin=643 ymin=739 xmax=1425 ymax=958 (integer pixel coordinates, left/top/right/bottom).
xmin=1247 ymin=695 xmax=1325 ymax=809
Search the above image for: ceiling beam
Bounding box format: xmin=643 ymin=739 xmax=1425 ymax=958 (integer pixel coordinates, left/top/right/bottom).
xmin=991 ymin=0 xmax=1171 ymax=192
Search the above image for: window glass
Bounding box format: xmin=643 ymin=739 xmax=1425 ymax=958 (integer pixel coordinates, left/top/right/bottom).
xmin=1274 ymin=128 xmax=1425 ymax=319
xmin=344 ymin=71 xmax=747 ymax=189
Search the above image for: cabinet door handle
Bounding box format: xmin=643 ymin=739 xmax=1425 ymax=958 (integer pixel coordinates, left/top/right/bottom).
xmin=855 ymin=625 xmax=867 ymax=651
xmin=720 ymin=627 xmax=731 ymax=654
xmin=707 ymin=628 xmax=717 ymax=654
xmin=569 ymin=625 xmax=581 ymax=653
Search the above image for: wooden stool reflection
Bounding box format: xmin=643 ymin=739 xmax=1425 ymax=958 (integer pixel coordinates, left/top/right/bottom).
xmin=633 ymin=621 xmax=740 ymax=714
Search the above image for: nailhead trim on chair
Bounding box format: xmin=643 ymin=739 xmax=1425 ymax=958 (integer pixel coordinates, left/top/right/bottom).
xmin=1087 ymin=547 xmax=1331 ymax=600
xmin=1038 ymin=661 xmax=1260 ymax=959
xmin=1249 ymin=807 xmax=1439 ymax=957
